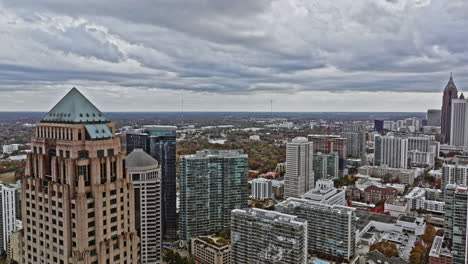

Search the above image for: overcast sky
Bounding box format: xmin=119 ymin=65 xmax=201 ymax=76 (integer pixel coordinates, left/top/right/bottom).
xmin=0 ymin=0 xmax=467 ymax=112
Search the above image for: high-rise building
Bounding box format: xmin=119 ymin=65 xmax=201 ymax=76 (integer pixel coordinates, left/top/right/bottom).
xmin=231 ymin=208 xmax=308 ymax=264
xmin=342 ymin=122 xmax=367 ymax=162
xmin=251 ymin=178 xmax=273 ymax=200
xmin=22 ymin=88 xmax=139 ymax=264
xmin=284 ymin=137 xmax=314 ymax=198
xmin=179 ymin=150 xmax=248 ymax=241
xmin=374 ymin=120 xmax=384 ymax=132
xmin=427 ymin=109 xmax=442 ymax=127
xmin=308 ymin=134 xmax=347 ymax=171
xmin=451 ymin=97 xmax=468 ymax=147
xmin=276 ymin=198 xmax=356 ymax=261
xmin=126 ymin=125 xmax=177 ymax=239
xmin=408 ymin=136 xmax=431 ymax=152
xmin=442 ymin=164 xmax=468 ymax=190
xmin=313 ymin=152 xmax=339 ymax=182
xmin=374 ymin=136 xmax=409 ymax=169
xmin=444 ymin=184 xmax=468 ymax=264
xmin=126 ymin=149 xmax=162 ymax=264
xmin=0 ymin=183 xmax=20 ymax=252
xmin=441 ymin=74 xmax=459 ymax=144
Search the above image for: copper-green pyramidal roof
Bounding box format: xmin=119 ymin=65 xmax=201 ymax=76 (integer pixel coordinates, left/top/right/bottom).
xmin=42 ymin=87 xmax=109 ymax=123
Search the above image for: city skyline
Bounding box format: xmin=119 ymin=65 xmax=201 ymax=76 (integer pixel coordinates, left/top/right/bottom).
xmin=1 ymin=1 xmax=468 ymax=111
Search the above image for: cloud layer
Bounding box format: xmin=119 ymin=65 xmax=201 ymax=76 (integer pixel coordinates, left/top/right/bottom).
xmin=1 ymin=0 xmax=467 ymax=111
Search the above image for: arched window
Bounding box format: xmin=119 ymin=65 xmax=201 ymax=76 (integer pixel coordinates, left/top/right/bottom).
xmin=78 ymin=129 xmax=82 ymax=140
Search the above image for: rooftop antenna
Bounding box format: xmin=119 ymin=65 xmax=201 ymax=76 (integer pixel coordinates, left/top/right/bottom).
xmin=270 ymin=99 xmax=273 ymax=117
xmin=181 ymin=94 xmax=184 ymax=127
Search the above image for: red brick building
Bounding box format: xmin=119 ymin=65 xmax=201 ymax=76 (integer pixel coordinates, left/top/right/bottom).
xmin=363 ymin=185 xmax=398 ymax=203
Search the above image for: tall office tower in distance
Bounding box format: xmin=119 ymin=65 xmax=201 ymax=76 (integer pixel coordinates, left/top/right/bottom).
xmin=313 ymin=152 xmax=339 ymax=182
xmin=179 ymin=150 xmax=248 ymax=241
xmin=22 ymin=88 xmax=139 ymax=264
xmin=374 ymin=136 xmax=409 ymax=169
xmin=441 ymin=74 xmax=459 ymax=144
xmin=0 ymin=183 xmax=20 ymax=251
xmin=308 ymin=134 xmax=347 ymax=172
xmin=127 ymin=149 xmax=162 ymax=264
xmin=374 ymin=120 xmax=384 ymax=132
xmin=444 ymin=184 xmax=468 ymax=264
xmin=427 ymin=109 xmax=442 ymax=126
xmin=342 ymin=122 xmax=367 ymax=163
xmin=285 ymin=137 xmax=314 ymax=198
xmin=126 ymin=126 xmax=177 ymax=239
xmin=231 ymin=208 xmax=308 ymax=264
xmin=276 ymin=198 xmax=356 ymax=261
xmin=451 ymin=97 xmax=468 ymax=147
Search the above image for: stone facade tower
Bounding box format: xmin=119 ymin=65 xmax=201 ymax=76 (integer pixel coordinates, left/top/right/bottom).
xmin=441 ymin=74 xmax=459 ymax=144
xmin=22 ymin=88 xmax=139 ymax=264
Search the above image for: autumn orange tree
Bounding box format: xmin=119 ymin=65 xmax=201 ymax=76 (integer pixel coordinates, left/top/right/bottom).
xmin=409 ymin=241 xmax=427 ymax=264
xmin=421 ymin=225 xmax=436 ymax=245
xmin=369 ymin=241 xmax=399 ymax=258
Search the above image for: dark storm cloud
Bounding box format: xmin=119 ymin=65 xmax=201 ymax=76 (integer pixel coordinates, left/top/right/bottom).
xmin=1 ymin=0 xmax=468 ymax=110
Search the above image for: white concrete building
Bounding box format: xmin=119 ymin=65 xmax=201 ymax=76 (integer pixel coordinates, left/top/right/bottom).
xmin=384 ymin=198 xmax=409 ymax=217
xmin=442 ymin=163 xmax=468 ymax=189
xmin=358 ymin=165 xmax=416 ymax=185
xmin=0 ymin=183 xmax=20 ymax=251
xmin=249 ymin=135 xmax=260 ymax=141
xmin=1 ymin=144 xmax=20 ymax=154
xmin=251 ymin=178 xmax=273 ymax=200
xmin=408 ymin=150 xmax=435 ymax=168
xmin=126 ymin=149 xmax=162 ymax=264
xmin=284 ymin=137 xmax=314 ymax=198
xmin=405 ymin=187 xmax=445 ymax=214
xmin=301 ymin=179 xmax=346 ymax=205
xmin=374 ymin=136 xmax=408 ymax=169
xmin=451 ymin=98 xmax=468 ymax=146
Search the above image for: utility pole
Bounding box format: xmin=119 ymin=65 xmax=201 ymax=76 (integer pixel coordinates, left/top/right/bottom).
xmin=181 ymin=94 xmax=184 ymax=127
xmin=270 ymin=99 xmax=273 ymax=117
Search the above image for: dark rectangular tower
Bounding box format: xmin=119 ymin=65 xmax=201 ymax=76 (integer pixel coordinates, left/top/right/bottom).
xmin=126 ymin=126 xmax=177 ymax=240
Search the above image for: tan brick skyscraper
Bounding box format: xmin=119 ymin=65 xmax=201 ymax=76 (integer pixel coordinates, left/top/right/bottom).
xmin=22 ymin=88 xmax=139 ymax=264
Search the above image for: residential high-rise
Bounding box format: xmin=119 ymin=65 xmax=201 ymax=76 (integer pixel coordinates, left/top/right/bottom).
xmin=126 ymin=125 xmax=177 ymax=239
xmin=231 ymin=208 xmax=308 ymax=264
xmin=308 ymin=134 xmax=347 ymax=172
xmin=342 ymin=122 xmax=367 ymax=163
xmin=451 ymin=97 xmax=468 ymax=146
xmin=442 ymin=164 xmax=468 ymax=190
xmin=22 ymin=88 xmax=139 ymax=264
xmin=276 ymin=198 xmax=356 ymax=261
xmin=0 ymin=183 xmax=20 ymax=252
xmin=427 ymin=109 xmax=442 ymax=127
xmin=251 ymin=178 xmax=273 ymax=200
xmin=179 ymin=150 xmax=248 ymax=241
xmin=313 ymin=152 xmax=339 ymax=182
xmin=374 ymin=136 xmax=409 ymax=169
xmin=441 ymin=74 xmax=459 ymax=144
xmin=284 ymin=137 xmax=314 ymax=198
xmin=444 ymin=184 xmax=468 ymax=264
xmin=408 ymin=136 xmax=431 ymax=152
xmin=126 ymin=149 xmax=162 ymax=264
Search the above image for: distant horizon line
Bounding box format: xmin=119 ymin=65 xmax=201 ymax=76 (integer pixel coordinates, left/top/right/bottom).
xmin=0 ymin=111 xmax=427 ymax=113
